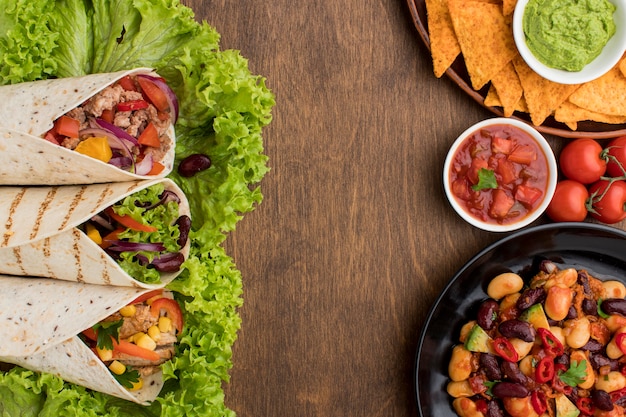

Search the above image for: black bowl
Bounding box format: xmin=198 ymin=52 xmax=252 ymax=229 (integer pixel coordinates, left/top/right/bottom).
xmin=414 ymin=222 xmax=626 ymax=416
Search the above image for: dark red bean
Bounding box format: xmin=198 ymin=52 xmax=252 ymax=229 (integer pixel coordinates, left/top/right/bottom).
xmin=516 ymin=287 xmax=546 ymax=310
xmin=480 ymin=353 xmax=502 ymax=380
xmin=491 ymin=382 xmax=529 ymax=398
xmin=175 ymin=215 xmax=191 ymax=247
xmin=592 ymin=390 xmax=615 ymax=411
xmin=498 ymin=319 xmax=536 ymax=342
xmin=566 ymin=305 xmax=578 ymax=320
xmin=477 ymin=299 xmax=499 ymax=330
xmin=581 ymin=339 xmax=603 ymax=353
xmin=500 ymin=361 xmax=528 ymax=385
xmin=578 ymin=271 xmax=593 ymax=296
xmin=486 ymin=400 xmax=504 ymax=417
xmin=178 ymin=153 xmax=211 ymax=177
xmin=601 ymin=299 xmax=626 ymax=317
xmin=582 ymin=298 xmax=598 ymax=316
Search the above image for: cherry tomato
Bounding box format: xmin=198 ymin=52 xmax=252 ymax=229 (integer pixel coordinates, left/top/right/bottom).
xmin=606 ymin=136 xmax=626 ymax=177
xmin=546 ymin=180 xmax=589 ymax=222
xmin=559 ymin=138 xmax=607 ymax=184
xmin=589 ymin=179 xmax=626 ymax=224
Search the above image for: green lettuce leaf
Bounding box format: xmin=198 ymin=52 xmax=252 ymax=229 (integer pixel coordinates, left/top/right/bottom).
xmin=0 ymin=0 xmax=274 ymax=415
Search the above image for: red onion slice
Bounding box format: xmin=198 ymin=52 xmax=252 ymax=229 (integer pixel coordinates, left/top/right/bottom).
xmin=106 ymin=241 xmax=166 ymax=252
xmin=95 ymin=118 xmax=139 ymax=145
xmin=134 ymin=153 xmax=154 ymax=175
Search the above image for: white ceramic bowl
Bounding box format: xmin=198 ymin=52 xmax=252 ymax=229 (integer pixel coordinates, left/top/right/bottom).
xmin=513 ymin=0 xmax=626 ymax=84
xmin=443 ymin=118 xmax=558 ymax=233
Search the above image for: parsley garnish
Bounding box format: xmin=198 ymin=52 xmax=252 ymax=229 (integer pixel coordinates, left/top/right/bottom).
xmin=483 ymin=380 xmax=498 ymax=396
xmin=598 ymin=298 xmax=610 ymax=319
xmin=472 ymin=168 xmax=498 ymax=191
xmin=558 ymin=360 xmax=587 ymax=386
xmin=113 ymin=367 xmax=141 ymax=389
xmin=92 ymin=320 xmax=123 ymax=350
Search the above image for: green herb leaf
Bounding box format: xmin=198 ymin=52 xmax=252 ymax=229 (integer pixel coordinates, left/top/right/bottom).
xmin=472 ymin=168 xmax=498 ymax=191
xmin=113 ymin=367 xmax=140 ymax=389
xmin=598 ymin=298 xmax=610 ymax=318
xmin=93 ymin=320 xmax=122 ymax=351
xmin=558 ymin=360 xmax=587 ymax=386
xmin=483 ymin=380 xmax=499 ymax=396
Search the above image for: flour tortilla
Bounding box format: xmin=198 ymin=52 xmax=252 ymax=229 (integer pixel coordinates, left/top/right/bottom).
xmin=0 ymin=178 xmax=190 ymax=288
xmin=0 ymin=68 xmax=175 ymax=185
xmin=0 ymin=276 xmax=164 ymax=404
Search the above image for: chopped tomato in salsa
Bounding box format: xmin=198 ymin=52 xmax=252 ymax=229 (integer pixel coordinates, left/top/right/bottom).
xmin=449 ymin=125 xmax=549 ymax=225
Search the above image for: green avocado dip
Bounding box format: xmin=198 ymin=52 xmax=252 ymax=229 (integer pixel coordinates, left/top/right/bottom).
xmin=523 ymin=0 xmax=617 ymax=71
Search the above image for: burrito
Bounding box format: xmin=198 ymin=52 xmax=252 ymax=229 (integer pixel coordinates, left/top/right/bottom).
xmin=0 ymin=68 xmax=178 ymax=185
xmin=0 ymin=276 xmax=183 ymax=404
xmin=0 ymin=178 xmax=191 ymax=288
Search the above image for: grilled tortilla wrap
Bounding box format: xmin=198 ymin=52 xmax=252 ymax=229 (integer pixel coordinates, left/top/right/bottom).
xmin=0 ymin=178 xmax=190 ymax=288
xmin=0 ymin=68 xmax=176 ymax=185
xmin=0 ymin=276 xmax=167 ymax=404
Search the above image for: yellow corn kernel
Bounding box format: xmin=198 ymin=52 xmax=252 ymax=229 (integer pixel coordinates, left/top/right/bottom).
xmin=96 ymin=346 xmax=113 ymax=362
xmin=148 ymin=325 xmax=161 ymax=342
xmin=129 ymin=378 xmax=144 ymax=391
xmin=146 ymin=294 xmax=163 ymax=306
xmin=109 ymin=360 xmax=126 ymax=375
xmin=85 ymin=223 xmax=102 ymax=245
xmin=127 ymin=332 xmax=144 ymax=343
xmin=119 ymin=304 xmax=136 ymax=317
xmin=135 ymin=332 xmax=157 ymax=351
xmin=158 ymin=316 xmax=172 ymax=333
xmin=74 ymin=136 xmax=113 ymax=163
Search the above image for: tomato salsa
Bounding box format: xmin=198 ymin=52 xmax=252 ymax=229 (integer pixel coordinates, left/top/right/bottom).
xmin=448 ymin=124 xmax=550 ymax=225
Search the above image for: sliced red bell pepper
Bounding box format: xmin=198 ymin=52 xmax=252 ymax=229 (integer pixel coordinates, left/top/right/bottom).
xmin=130 ymin=289 xmax=164 ymax=305
xmin=105 ymin=207 xmax=158 ymax=233
xmin=116 ymin=99 xmax=149 ymax=112
xmin=150 ymin=297 xmax=184 ymax=334
xmin=99 ymin=227 xmax=126 ymax=249
xmin=492 ymin=337 xmax=519 ymax=362
xmin=137 ymin=122 xmax=160 ymax=147
xmin=530 ymin=390 xmax=547 ymax=415
xmin=82 ymin=327 xmax=97 ymax=341
xmin=112 ymin=338 xmax=161 ymax=362
xmin=118 ymin=75 xmax=137 ymax=91
xmin=535 ymin=357 xmax=555 ymax=383
xmin=100 ymin=108 xmax=115 ymax=124
xmin=537 ymin=327 xmax=564 ymax=356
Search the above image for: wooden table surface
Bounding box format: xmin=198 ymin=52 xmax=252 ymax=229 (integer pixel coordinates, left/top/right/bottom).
xmin=181 ymin=1 xmax=586 ymax=416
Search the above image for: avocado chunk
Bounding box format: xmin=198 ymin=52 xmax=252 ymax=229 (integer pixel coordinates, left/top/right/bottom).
xmin=464 ymin=324 xmax=492 ymax=353
xmin=555 ymin=393 xmax=580 ymax=417
xmin=520 ymin=303 xmax=550 ymax=330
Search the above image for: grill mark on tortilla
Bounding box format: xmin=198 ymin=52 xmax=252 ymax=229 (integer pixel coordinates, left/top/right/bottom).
xmin=3 ymin=187 xmax=26 ymax=247
xmin=72 ymin=228 xmax=84 ymax=283
xmin=60 ymin=185 xmax=87 ymax=231
xmin=12 ymin=247 xmax=27 ymax=275
xmin=42 ymin=237 xmax=57 ymax=278
xmin=30 ymin=187 xmax=58 ymax=241
xmin=100 ymin=251 xmax=111 ymax=285
xmin=94 ymin=184 xmax=114 ymax=211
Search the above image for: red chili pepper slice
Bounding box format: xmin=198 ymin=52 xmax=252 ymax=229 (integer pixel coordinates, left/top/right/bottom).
xmin=531 ymin=390 xmax=548 ymax=415
xmin=610 ymin=387 xmax=626 ymax=403
xmin=474 ymin=398 xmax=488 ymax=414
xmin=492 ymin=337 xmax=519 ymax=362
xmin=576 ymin=397 xmax=595 ymax=415
xmin=616 ymin=332 xmax=626 ymax=356
xmin=535 ymin=356 xmax=555 ymax=383
xmin=537 ymin=327 xmax=564 ymax=356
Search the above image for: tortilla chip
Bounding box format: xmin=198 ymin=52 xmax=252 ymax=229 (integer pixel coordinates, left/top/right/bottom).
xmin=516 ymin=96 xmax=529 ymax=113
xmin=448 ymin=0 xmax=517 ymax=90
xmin=491 ymin=62 xmax=523 ymax=117
xmin=567 ymin=66 xmax=626 ymax=117
xmin=512 ymin=55 xmax=580 ymax=126
xmin=619 ymin=55 xmax=626 ymax=78
xmin=484 ymin=85 xmax=502 ymax=107
xmin=554 ymin=100 xmax=626 ymax=128
xmin=502 ymin=0 xmax=517 ymax=16
xmin=426 ymin=0 xmax=461 ymax=78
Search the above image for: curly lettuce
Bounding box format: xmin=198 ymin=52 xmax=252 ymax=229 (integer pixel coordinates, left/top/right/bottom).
xmin=0 ymin=0 xmax=274 ymax=416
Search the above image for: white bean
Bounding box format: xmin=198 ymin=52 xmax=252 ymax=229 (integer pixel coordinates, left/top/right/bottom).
xmin=487 ymin=273 xmax=524 ymax=300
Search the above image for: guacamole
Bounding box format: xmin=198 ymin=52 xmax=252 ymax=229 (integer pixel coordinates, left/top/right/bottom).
xmin=523 ymin=0 xmax=616 ymax=71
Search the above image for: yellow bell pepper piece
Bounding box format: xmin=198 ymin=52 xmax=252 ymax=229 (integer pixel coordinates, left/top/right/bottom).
xmin=85 ymin=223 xmax=102 ymax=245
xmin=74 ymin=136 xmax=113 ymax=163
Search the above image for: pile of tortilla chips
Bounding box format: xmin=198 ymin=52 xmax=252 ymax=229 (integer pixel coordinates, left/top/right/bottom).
xmin=425 ymin=0 xmax=626 ymax=130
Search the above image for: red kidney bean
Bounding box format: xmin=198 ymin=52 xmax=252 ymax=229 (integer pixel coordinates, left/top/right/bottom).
xmin=486 ymin=400 xmax=504 ymax=417
xmin=491 ymin=382 xmax=529 ymax=398
xmin=477 ymin=299 xmax=499 ymax=330
xmin=582 ymin=298 xmax=598 ymax=316
xmin=592 ymin=390 xmax=615 ymax=411
xmin=566 ymin=305 xmax=578 ymax=319
xmin=578 ymin=271 xmax=593 ymax=296
xmin=498 ymin=319 xmax=536 ymax=342
xmin=480 ymin=353 xmax=502 ymax=380
xmin=175 ymin=215 xmax=191 ymax=247
xmin=178 ymin=153 xmax=212 ymax=177
xmin=581 ymin=339 xmax=604 ymax=352
xmin=589 ymin=352 xmax=618 ymax=371
xmin=500 ymin=361 xmax=528 ymax=385
xmin=601 ymin=299 xmax=626 ymax=317
xmin=516 ymin=288 xmax=546 ymax=310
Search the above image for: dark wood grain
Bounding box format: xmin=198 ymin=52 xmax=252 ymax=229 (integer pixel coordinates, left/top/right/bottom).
xmin=178 ymin=1 xmax=588 ymax=416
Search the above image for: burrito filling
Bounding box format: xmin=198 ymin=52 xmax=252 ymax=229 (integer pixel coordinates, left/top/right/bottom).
xmin=43 ymin=74 xmax=179 ymax=175
xmin=81 ymin=289 xmax=183 ymax=391
xmin=80 ymin=183 xmax=191 ymax=284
